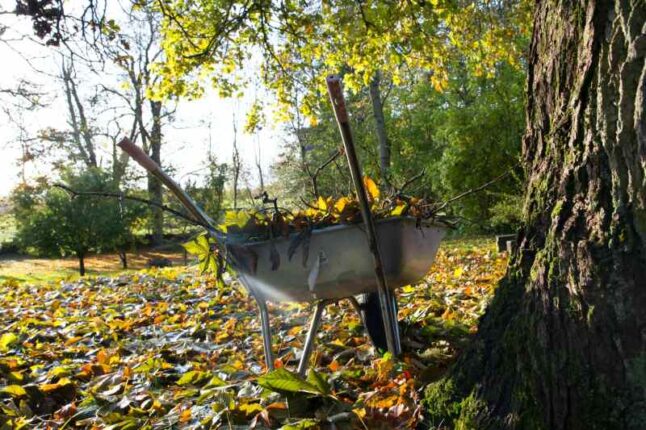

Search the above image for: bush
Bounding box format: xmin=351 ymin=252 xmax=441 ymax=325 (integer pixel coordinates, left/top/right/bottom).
xmin=11 ymin=169 xmax=144 ymax=275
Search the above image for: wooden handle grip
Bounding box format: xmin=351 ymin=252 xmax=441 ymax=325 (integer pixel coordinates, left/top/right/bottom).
xmin=326 ymin=74 xmax=349 ymax=124
xmin=118 ymin=137 xmax=160 ymax=173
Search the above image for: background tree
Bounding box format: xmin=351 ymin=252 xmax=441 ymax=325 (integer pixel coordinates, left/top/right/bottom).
xmin=11 ymin=169 xmax=143 ymax=275
xmin=423 ymin=0 xmax=646 ymax=427
xmin=98 ymin=1 xmax=173 ymax=245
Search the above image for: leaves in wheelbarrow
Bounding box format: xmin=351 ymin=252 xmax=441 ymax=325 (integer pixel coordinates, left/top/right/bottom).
xmin=182 ymin=233 xmax=219 ymax=274
xmin=287 ymin=226 xmax=312 ymax=267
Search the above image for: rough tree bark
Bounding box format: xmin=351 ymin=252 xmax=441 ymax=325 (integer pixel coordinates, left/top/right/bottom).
xmin=424 ymin=0 xmax=645 ymax=429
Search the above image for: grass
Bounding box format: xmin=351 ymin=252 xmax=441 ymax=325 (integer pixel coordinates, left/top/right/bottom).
xmin=0 ymin=249 xmax=188 ymax=283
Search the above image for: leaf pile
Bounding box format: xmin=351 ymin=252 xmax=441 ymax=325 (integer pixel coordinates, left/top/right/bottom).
xmin=0 ymin=238 xmax=507 ymax=429
xmin=216 ymin=177 xmax=446 ymax=242
xmin=184 ymin=177 xmax=450 ymax=275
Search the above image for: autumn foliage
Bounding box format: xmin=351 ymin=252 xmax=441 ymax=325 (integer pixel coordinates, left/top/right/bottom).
xmin=0 ymin=238 xmax=506 ymax=429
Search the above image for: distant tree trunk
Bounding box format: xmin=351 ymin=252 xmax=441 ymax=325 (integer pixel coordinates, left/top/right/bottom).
xmin=369 ymin=71 xmax=391 ymax=187
xmin=61 ymin=57 xmax=98 ymax=169
xmin=255 ymin=137 xmax=265 ymax=192
xmin=148 ymin=100 xmax=164 ymax=245
xmin=424 ymin=0 xmax=646 ymax=429
xmin=119 ymin=249 xmax=128 ymax=269
xmin=77 ymin=252 xmax=86 ymax=276
xmin=232 ymin=113 xmax=241 ymax=209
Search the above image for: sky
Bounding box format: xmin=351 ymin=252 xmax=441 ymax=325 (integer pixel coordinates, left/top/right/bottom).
xmin=0 ymin=1 xmax=284 ymax=198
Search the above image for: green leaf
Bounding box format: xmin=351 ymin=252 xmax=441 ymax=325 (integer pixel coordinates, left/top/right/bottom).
xmin=182 ymin=233 xmax=210 ymax=255
xmin=177 ymin=370 xmax=210 ymax=386
xmin=306 ymin=369 xmax=330 ymax=396
xmin=280 ymin=419 xmax=319 ymax=430
xmin=257 ymin=368 xmax=324 ymax=395
xmin=0 ymin=333 xmax=18 ymax=352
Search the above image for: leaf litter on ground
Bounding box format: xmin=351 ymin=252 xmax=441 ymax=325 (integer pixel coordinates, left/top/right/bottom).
xmin=0 ymin=237 xmax=506 ymax=429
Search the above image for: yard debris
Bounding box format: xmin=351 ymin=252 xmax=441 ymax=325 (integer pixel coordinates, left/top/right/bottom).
xmin=0 ymin=238 xmax=506 ymax=428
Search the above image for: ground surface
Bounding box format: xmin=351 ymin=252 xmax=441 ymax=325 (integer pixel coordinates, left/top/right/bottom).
xmin=0 ymin=250 xmax=186 ymax=283
xmin=0 ymin=237 xmax=506 ymax=429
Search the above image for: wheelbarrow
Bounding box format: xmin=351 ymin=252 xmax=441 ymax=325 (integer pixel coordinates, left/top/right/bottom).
xmin=119 ymin=134 xmax=446 ymax=375
xmin=226 ymin=216 xmax=445 ymax=374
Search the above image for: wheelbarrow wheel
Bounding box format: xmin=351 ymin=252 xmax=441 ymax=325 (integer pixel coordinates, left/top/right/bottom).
xmin=357 ymin=292 xmax=399 ymax=351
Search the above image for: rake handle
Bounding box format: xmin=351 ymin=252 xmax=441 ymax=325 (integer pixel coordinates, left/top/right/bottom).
xmin=325 ymin=74 xmax=401 ymax=356
xmin=118 ymin=137 xmax=160 ymax=173
xmin=117 ymin=137 xmax=215 ymax=229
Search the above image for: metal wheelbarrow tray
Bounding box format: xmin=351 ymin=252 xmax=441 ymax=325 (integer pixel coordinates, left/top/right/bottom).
xmin=223 ymin=217 xmax=446 ymax=374
xmin=226 ymin=217 xmax=446 ymax=303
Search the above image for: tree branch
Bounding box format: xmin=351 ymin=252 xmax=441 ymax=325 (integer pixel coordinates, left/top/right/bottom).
xmin=54 ymin=183 xmax=208 ymax=228
xmin=429 ymin=163 xmax=520 ymax=213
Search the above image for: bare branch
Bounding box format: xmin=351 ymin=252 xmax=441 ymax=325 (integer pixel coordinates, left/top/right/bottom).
xmin=54 ymin=183 xmax=208 ymax=228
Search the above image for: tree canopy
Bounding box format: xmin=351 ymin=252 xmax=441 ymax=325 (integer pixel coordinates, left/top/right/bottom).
xmin=154 ymin=0 xmax=532 ymax=118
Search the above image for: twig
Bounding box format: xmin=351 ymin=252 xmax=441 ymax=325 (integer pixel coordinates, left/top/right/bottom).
xmin=429 ymin=163 xmax=519 ymax=213
xmin=54 ymin=183 xmax=208 ymax=228
xmin=313 ymin=148 xmax=344 ymax=177
xmin=299 ymin=197 xmax=319 ymax=210
xmin=397 ymin=168 xmax=426 ymax=193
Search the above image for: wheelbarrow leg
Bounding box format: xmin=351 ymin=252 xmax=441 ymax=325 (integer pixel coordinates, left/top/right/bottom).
xmin=355 ymin=293 xmax=401 ymax=353
xmin=257 ymin=299 xmax=274 ymax=371
xmin=390 ymin=291 xmax=401 ymax=353
xmin=297 ymin=300 xmax=330 ymax=376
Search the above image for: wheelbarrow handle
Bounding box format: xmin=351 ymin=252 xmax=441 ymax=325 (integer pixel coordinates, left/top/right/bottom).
xmin=325 ymin=75 xmax=401 ymax=356
xmin=117 ymin=137 xmax=216 ymax=230
xmin=326 ymin=75 xmax=349 ymax=124
xmin=118 ymin=137 xmax=161 ymax=173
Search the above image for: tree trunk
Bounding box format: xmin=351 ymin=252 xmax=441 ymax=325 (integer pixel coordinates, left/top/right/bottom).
xmin=232 ymin=113 xmax=241 ymax=209
xmin=77 ymin=252 xmax=86 ymax=276
xmin=369 ymin=71 xmax=391 ymax=187
xmin=424 ymin=0 xmax=646 ymax=429
xmin=119 ymin=250 xmax=128 ymax=269
xmin=148 ymin=100 xmax=164 ymax=245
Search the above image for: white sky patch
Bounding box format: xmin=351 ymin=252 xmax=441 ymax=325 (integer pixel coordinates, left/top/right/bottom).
xmin=0 ymin=1 xmax=285 ymax=197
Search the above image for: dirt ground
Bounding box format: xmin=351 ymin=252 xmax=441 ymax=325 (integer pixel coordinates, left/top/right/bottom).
xmin=0 ymin=249 xmax=189 ymax=282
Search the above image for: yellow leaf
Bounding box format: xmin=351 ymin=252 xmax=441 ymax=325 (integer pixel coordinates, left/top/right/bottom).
xmin=441 ymin=308 xmax=455 ymax=320
xmin=179 ymin=409 xmax=192 ymax=423
xmin=453 ymin=267 xmax=464 ymax=278
xmin=1 ymin=385 xmax=27 ymax=397
xmin=40 ymin=377 xmax=73 ymax=393
xmin=328 ymin=360 xmax=341 ymax=372
xmin=0 ymin=332 xmax=18 ymax=352
xmin=334 ymin=196 xmax=350 ymax=213
xmin=401 ymin=285 xmax=415 ymax=294
xmin=64 ymin=336 xmax=82 ymax=346
xmin=390 ymin=203 xmax=406 ymax=216
xmin=353 ymin=407 xmax=367 ymax=418
xmin=317 ymin=196 xmax=328 ymax=212
xmin=96 ymin=349 xmax=108 ymax=365
xmin=220 ymin=210 xmax=251 ymax=232
xmin=363 ymin=177 xmax=380 ymax=201
xmin=238 ymin=402 xmax=263 ymax=415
